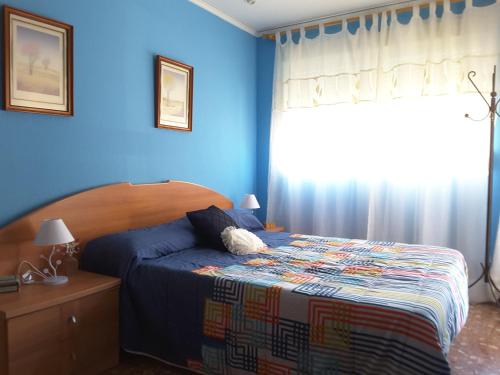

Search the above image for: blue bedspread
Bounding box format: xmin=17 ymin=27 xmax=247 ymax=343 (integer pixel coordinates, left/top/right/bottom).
xmin=81 ymin=230 xmax=291 ymax=363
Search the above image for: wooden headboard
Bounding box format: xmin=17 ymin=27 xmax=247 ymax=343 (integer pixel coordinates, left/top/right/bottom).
xmin=0 ymin=180 xmax=233 ymax=274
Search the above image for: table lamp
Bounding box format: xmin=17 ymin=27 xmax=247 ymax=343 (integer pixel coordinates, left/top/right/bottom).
xmin=34 ymin=218 xmax=75 ymax=285
xmin=240 ymin=194 xmax=260 ymax=213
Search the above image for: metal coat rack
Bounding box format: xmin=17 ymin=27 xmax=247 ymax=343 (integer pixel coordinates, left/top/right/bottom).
xmin=466 ymin=65 xmax=500 ymax=297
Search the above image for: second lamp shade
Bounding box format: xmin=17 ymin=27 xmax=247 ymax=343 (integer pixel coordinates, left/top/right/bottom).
xmin=240 ymin=194 xmax=260 ymax=209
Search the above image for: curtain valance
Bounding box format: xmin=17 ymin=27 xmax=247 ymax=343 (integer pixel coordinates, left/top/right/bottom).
xmin=273 ymin=0 xmax=500 ymax=110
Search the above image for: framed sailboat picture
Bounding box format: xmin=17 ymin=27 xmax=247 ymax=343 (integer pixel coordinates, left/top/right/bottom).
xmin=3 ymin=6 xmax=73 ymax=115
xmin=156 ymin=55 xmax=193 ymax=131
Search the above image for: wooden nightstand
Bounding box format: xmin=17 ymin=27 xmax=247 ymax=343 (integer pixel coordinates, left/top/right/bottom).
xmin=0 ymin=271 xmax=120 ymax=375
xmin=265 ymin=224 xmax=286 ymax=232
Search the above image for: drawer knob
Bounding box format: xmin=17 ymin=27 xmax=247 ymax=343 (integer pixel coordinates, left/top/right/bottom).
xmin=68 ymin=315 xmax=78 ymax=324
xmin=71 ymin=352 xmax=77 ymax=361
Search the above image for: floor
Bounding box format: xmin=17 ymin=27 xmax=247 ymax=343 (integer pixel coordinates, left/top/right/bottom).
xmin=105 ymin=303 xmax=500 ymax=375
xmin=448 ymin=303 xmax=500 ymax=375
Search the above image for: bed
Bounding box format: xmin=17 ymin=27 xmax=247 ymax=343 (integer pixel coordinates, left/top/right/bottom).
xmin=0 ymin=181 xmax=469 ymax=375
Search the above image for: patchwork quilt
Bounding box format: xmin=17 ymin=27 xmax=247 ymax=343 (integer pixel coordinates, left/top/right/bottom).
xmin=190 ymin=235 xmax=469 ymax=375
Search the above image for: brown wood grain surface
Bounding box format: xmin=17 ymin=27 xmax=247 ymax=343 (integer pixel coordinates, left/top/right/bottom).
xmin=0 ymin=180 xmax=233 ymax=274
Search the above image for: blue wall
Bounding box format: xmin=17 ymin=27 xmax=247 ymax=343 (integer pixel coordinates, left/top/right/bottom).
xmin=0 ymin=0 xmax=257 ymax=227
xmin=255 ymin=38 xmax=274 ymax=222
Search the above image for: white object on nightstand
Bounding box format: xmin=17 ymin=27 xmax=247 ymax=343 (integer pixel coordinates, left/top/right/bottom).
xmin=33 ymin=218 xmax=75 ymax=285
xmin=240 ymin=194 xmax=260 ymax=210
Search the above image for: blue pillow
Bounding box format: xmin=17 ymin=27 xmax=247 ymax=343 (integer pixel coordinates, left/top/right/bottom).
xmin=187 ymin=205 xmax=238 ymax=250
xmin=225 ymin=209 xmax=264 ymax=231
xmin=81 ymin=217 xmax=197 ymax=278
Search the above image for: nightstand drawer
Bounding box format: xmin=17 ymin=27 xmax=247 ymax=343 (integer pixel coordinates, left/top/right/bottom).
xmin=7 ymin=306 xmax=65 ymax=375
xmin=62 ymin=288 xmax=119 ymax=374
xmin=5 ymin=287 xmax=119 ymax=375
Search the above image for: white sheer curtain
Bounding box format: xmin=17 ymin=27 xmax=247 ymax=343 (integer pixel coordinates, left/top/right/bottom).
xmin=267 ymin=0 xmax=500 ymax=302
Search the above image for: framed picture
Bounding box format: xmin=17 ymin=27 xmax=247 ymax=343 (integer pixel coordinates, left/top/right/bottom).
xmin=156 ymin=55 xmax=193 ymax=131
xmin=3 ymin=6 xmax=73 ymax=115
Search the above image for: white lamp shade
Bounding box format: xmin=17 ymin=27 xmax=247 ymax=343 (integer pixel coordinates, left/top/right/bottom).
xmin=240 ymin=194 xmax=260 ymax=209
xmin=34 ymin=219 xmax=75 ymax=246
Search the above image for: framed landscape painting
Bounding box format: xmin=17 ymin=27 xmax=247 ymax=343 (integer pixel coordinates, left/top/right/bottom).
xmin=156 ymin=55 xmax=193 ymax=131
xmin=3 ymin=6 xmax=73 ymax=115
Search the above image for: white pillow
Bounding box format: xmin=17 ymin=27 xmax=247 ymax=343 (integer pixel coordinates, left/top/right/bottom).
xmin=221 ymin=226 xmax=267 ymax=255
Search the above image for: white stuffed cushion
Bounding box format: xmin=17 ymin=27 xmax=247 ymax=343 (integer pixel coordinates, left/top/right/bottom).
xmin=221 ymin=226 xmax=266 ymax=255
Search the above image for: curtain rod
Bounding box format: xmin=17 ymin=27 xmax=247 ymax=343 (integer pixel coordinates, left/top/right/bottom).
xmin=260 ymin=0 xmax=464 ymax=39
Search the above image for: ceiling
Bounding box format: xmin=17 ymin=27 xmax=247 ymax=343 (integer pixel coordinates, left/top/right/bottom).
xmin=189 ymin=0 xmax=398 ymax=35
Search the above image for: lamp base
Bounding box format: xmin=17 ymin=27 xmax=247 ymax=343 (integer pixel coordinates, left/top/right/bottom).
xmin=43 ymin=276 xmax=68 ymax=285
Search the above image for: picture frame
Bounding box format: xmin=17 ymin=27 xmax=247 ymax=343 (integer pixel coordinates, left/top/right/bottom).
xmin=156 ymin=55 xmax=193 ymax=131
xmin=3 ymin=6 xmax=73 ymax=116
